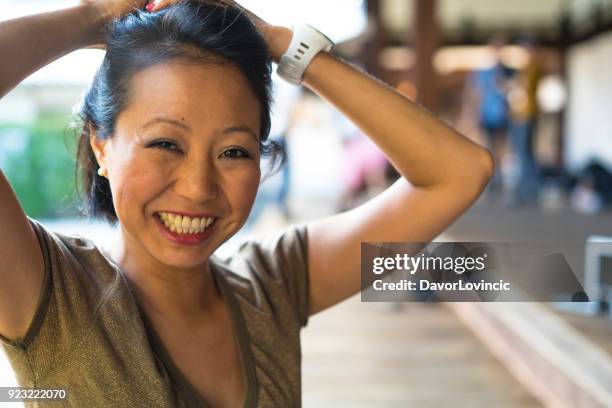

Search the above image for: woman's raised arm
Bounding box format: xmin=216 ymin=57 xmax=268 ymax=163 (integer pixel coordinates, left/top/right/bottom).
xmin=0 ymin=0 xmax=144 ymax=341
xmin=0 ymin=1 xmax=146 ymax=99
xmin=128 ymin=0 xmax=494 ymax=317
xmin=302 ymin=54 xmax=494 ymax=315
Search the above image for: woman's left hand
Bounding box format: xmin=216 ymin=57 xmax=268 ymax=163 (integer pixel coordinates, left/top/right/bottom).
xmin=146 ymin=0 xmax=292 ymax=63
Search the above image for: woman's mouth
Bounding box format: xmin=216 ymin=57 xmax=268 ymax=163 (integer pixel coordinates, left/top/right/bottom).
xmin=154 ymin=212 xmax=217 ymax=245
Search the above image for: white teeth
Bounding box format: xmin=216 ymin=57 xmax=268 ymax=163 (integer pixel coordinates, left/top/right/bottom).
xmin=190 ymin=218 xmax=200 ymax=230
xmin=158 ymin=212 xmax=216 ymax=235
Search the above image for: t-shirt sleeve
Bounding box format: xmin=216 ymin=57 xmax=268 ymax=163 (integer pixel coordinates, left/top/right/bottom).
xmin=223 ymin=223 xmax=310 ymax=328
xmin=0 ymin=218 xmax=53 ymax=351
xmin=0 ymin=217 xmax=121 ymax=383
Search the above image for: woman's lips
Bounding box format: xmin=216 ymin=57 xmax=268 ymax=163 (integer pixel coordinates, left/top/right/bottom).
xmin=154 ymin=213 xmax=217 ymax=246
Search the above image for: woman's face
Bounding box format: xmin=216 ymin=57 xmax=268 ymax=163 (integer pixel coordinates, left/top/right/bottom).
xmin=91 ymin=61 xmax=262 ymax=269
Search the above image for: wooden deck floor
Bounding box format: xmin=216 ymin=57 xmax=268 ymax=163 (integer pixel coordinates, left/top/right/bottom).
xmin=297 ymin=196 xmax=612 ymax=407
xmin=444 ymin=198 xmax=612 ymax=378
xmin=559 ymin=311 xmax=612 ymax=356
xmin=301 ymin=297 xmax=542 ymax=407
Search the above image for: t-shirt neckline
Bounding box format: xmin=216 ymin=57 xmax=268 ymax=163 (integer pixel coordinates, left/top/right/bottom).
xmin=110 ymin=256 xmax=258 ymax=408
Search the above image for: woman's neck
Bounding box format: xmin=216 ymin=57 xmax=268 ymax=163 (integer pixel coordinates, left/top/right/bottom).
xmin=107 ymin=228 xmax=220 ymax=324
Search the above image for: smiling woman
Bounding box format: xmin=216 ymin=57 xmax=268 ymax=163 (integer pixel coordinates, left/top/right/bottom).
xmin=77 ymin=3 xmax=280 ymax=226
xmin=0 ymin=0 xmax=493 ymax=407
xmin=0 ymin=2 xmax=302 ymax=407
xmin=87 ymin=61 xmax=265 ymax=267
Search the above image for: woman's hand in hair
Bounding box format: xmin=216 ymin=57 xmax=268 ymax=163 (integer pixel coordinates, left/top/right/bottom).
xmin=82 ymin=0 xmax=149 ymax=21
xmin=147 ymin=0 xmax=292 ymax=63
xmin=80 ymin=0 xmax=149 ymax=48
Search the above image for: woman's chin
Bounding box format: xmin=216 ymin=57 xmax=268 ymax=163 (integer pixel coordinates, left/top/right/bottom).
xmin=151 ymin=240 xmax=217 ymax=271
xmin=156 ymin=253 xmax=211 ymax=271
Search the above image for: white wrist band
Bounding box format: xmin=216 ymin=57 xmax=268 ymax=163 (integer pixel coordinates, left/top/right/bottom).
xmin=277 ymin=24 xmax=334 ymax=85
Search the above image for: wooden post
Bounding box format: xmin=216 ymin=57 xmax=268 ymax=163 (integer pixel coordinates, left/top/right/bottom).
xmin=414 ymin=0 xmax=438 ymax=110
xmin=363 ymin=0 xmax=384 ymax=78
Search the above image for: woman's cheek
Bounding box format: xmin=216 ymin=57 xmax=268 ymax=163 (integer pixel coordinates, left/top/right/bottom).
xmin=228 ymin=167 xmax=261 ymax=211
xmin=110 ymin=153 xmax=162 ymax=219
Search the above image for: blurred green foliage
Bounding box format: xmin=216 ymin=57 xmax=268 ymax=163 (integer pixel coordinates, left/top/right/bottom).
xmin=0 ymin=113 xmax=81 ymax=219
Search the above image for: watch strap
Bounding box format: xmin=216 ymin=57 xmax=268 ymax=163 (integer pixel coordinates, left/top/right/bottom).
xmin=277 ymin=24 xmax=334 ymax=85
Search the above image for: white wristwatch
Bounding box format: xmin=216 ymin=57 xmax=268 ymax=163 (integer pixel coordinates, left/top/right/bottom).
xmin=277 ymin=24 xmax=334 ymax=85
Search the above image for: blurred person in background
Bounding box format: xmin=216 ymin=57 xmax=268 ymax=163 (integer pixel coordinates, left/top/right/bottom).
xmin=508 ymin=38 xmax=542 ymax=206
xmin=268 ymin=85 xmax=302 ymax=221
xmin=271 ymin=132 xmax=291 ymax=217
xmin=571 ymin=162 xmax=612 ymax=214
xmin=0 ymin=0 xmax=493 ymax=406
xmin=245 ymin=82 xmax=301 ymax=228
xmin=467 ymin=35 xmax=514 ymax=194
xmin=336 ymin=111 xmax=389 ymax=212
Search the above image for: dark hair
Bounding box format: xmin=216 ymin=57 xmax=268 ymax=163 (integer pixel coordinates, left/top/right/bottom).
xmin=76 ymin=0 xmax=282 ymax=224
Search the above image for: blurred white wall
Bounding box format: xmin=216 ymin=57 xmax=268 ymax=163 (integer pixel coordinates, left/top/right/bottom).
xmin=383 ymin=0 xmax=565 ymax=35
xmin=566 ymin=31 xmax=612 ymax=173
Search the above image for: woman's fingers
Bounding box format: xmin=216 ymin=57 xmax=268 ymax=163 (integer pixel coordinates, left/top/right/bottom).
xmin=84 ymin=42 xmax=108 ymax=51
xmin=144 ymin=0 xmax=273 ymax=45
xmin=142 ymin=0 xmax=289 ymax=61
xmin=148 ymin=0 xmax=235 ymax=12
xmin=81 ymin=0 xmax=148 ymax=21
xmin=145 ymin=0 xmax=166 ymax=11
xmin=147 ymin=0 xmax=266 ymax=28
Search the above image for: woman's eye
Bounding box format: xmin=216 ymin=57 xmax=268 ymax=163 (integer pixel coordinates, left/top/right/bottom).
xmin=221 ymin=148 xmax=251 ymax=159
xmin=150 ymin=140 xmax=180 ymax=152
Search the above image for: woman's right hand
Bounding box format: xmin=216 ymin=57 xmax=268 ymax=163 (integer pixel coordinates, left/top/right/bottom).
xmin=82 ymin=0 xmax=149 ymax=21
xmin=80 ymin=0 xmax=149 ymax=48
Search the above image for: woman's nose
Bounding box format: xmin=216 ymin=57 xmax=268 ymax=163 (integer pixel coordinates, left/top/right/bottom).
xmin=174 ymin=160 xmax=219 ymax=203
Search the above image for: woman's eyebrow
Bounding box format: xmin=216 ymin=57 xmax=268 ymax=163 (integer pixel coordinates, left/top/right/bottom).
xmin=141 ymin=117 xmax=190 ymax=131
xmin=222 ymin=126 xmax=259 ymax=142
xmin=140 ymin=118 xmax=258 ymax=141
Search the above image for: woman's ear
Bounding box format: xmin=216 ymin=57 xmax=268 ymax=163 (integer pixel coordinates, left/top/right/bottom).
xmin=89 ymin=128 xmax=108 ymax=170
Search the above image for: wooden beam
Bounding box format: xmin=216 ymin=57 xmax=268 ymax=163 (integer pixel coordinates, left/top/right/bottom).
xmin=413 ymin=0 xmax=438 ymax=110
xmin=361 ymin=0 xmax=385 ymax=78
xmin=448 ymin=302 xmax=612 ymax=407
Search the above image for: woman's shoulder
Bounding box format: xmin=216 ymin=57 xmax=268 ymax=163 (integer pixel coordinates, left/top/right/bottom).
xmin=27 ymin=216 xmax=122 ymax=290
xmin=211 ymin=223 xmax=310 ymax=327
xmin=28 ymin=217 xmax=100 ymax=248
xmin=213 ymin=223 xmax=308 ymax=279
xmin=1 ymin=219 xmax=130 ymax=361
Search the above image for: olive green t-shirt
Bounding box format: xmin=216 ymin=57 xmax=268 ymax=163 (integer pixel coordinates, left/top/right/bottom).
xmin=0 ymin=218 xmax=310 ymax=407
